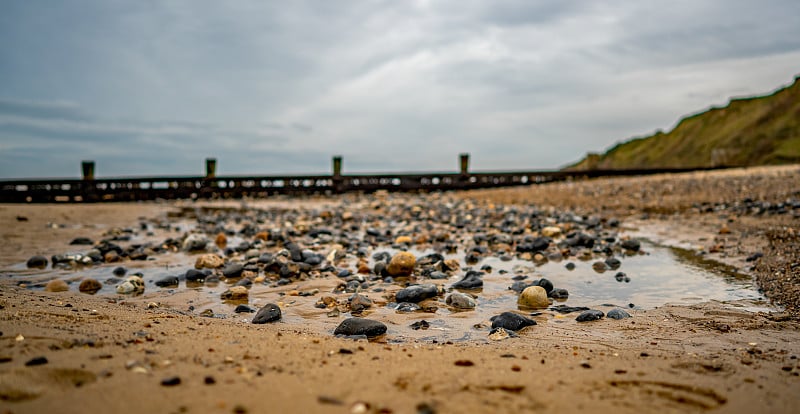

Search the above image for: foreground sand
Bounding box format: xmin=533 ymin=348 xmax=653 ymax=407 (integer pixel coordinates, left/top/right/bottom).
xmin=1 ymin=166 xmax=799 ymax=414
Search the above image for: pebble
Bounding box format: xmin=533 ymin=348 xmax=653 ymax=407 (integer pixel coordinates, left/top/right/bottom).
xmin=621 ymin=239 xmax=641 ymax=252
xmin=396 ymin=284 xmax=438 ymax=303
xmin=112 ymin=266 xmax=127 ymax=277
xmin=517 ymin=286 xmax=550 ymax=309
xmin=235 ymin=304 xmax=256 ymax=313
xmin=45 ymin=279 xmax=69 ymax=292
xmin=194 ymin=253 xmax=224 ymax=269
xmin=349 ymin=294 xmax=372 ymax=313
xmin=116 ymin=276 xmax=144 ymax=294
xmin=221 ymin=286 xmax=248 ymax=300
xmin=410 ymin=320 xmax=430 ymax=330
xmin=550 ymin=305 xmax=589 ymax=314
xmin=606 ymin=308 xmax=631 ymax=319
xmin=446 ymin=292 xmax=477 ymax=309
xmin=222 ymin=262 xmax=244 ymax=278
xmin=387 ymin=251 xmax=416 ymax=276
xmin=155 ymin=275 xmax=179 ymax=288
xmin=251 ymin=303 xmax=281 ymax=324
xmin=451 ymin=271 xmax=483 ymax=289
xmin=25 ymin=356 xmax=48 ymax=366
xmin=26 ymin=255 xmax=48 ymax=269
xmin=490 ymin=312 xmax=537 ymax=331
xmin=488 ymin=327 xmax=518 ymax=341
xmin=541 ymin=226 xmax=562 ymax=238
xmin=393 ymin=302 xmax=422 ymax=313
xmin=548 ymin=288 xmax=569 ymax=299
xmin=69 ymin=237 xmax=94 ymax=245
xmin=334 ymin=317 xmax=387 ymax=337
xmin=161 ymin=376 xmax=181 ymax=386
xmin=78 ymin=278 xmax=102 ymax=294
xmin=185 ymin=268 xmax=209 ymax=282
xmin=576 ymin=310 xmax=605 ymax=322
xmin=182 ymin=234 xmax=208 ymax=251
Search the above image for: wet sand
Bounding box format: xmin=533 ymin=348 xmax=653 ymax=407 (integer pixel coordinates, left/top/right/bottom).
xmin=1 ymin=165 xmax=799 ymax=413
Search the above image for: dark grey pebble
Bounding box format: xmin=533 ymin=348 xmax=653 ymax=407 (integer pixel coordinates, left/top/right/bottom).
xmin=25 ymin=356 xmax=48 ymax=366
xmin=26 ymin=255 xmax=48 ymax=269
xmin=745 ymin=252 xmax=763 ymax=262
xmin=451 ymin=271 xmax=483 ymax=289
xmin=490 ymin=312 xmax=537 ymax=331
xmin=565 ymin=262 xmax=576 ymax=270
xmin=70 ymin=237 xmax=94 ymax=245
xmin=349 ymin=294 xmax=372 ymax=312
xmin=222 ymin=262 xmax=244 ymax=278
xmin=396 ymin=284 xmax=438 ymax=303
xmin=234 ymin=304 xmax=256 ymax=313
xmin=112 ymin=266 xmax=127 ymax=277
xmin=576 ymin=310 xmax=605 ymax=322
xmin=155 ymin=276 xmax=179 ymax=288
xmin=621 ymin=239 xmax=641 ymax=252
xmin=428 ymin=271 xmax=448 ymax=280
xmin=548 ymin=288 xmax=569 ymax=299
xmin=605 ymin=257 xmax=621 ymax=270
xmin=410 ymin=320 xmax=430 ymax=330
xmin=161 ymin=376 xmax=181 ymax=386
xmin=606 ymin=308 xmax=631 ymax=319
xmin=252 ymin=303 xmax=281 ymax=324
xmin=550 ymin=305 xmax=589 ymax=314
xmin=334 ymin=317 xmax=387 ymax=337
xmin=536 ymin=278 xmax=554 ymax=294
xmin=185 ymin=269 xmax=210 ymax=282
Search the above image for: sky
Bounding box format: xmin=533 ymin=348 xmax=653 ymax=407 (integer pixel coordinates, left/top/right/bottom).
xmin=1 ymin=0 xmax=799 ymax=179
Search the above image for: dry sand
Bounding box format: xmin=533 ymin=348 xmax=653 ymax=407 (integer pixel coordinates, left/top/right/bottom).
xmin=1 ymin=166 xmax=799 ymax=414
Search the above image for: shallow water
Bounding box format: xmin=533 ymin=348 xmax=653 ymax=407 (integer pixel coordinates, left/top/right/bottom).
xmin=2 ymin=235 xmax=773 ymax=343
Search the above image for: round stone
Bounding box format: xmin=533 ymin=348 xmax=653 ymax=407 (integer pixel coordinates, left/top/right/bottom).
xmin=490 ymin=312 xmax=537 ymax=331
xmin=517 ymin=286 xmax=550 ymax=309
xmin=576 ymin=309 xmax=605 ymax=322
xmin=78 ymin=278 xmax=102 ymax=294
xmin=606 ymin=308 xmax=631 ymax=320
xmin=221 ymin=286 xmax=248 ymax=300
xmin=45 ymin=279 xmax=69 ymax=292
xmin=26 ymin=255 xmax=48 ymax=269
xmin=387 ymin=252 xmax=416 ymax=276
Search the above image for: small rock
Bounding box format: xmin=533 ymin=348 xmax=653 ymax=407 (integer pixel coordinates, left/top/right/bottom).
xmin=606 ymin=308 xmax=631 ymax=320
xmin=394 ymin=235 xmax=413 ymax=245
xmin=70 ymin=237 xmax=94 ymax=245
xmin=161 ymin=376 xmax=181 ymax=386
xmin=548 ymin=288 xmax=569 ymax=299
xmin=78 ymin=278 xmax=102 ymax=294
xmin=195 ymin=253 xmax=224 ymax=269
xmin=387 ymin=251 xmax=416 ymax=276
xmin=115 ymin=276 xmax=144 ymax=294
xmin=45 ymin=279 xmax=69 ymax=292
xmin=451 ymin=271 xmax=483 ymax=289
xmin=576 ymin=310 xmax=605 ymax=322
xmin=25 ymin=356 xmax=48 ymax=366
xmin=154 ymin=276 xmax=179 ymax=288
xmin=517 ymin=286 xmax=549 ymax=309
xmin=410 ymin=320 xmax=430 ymax=330
xmin=234 ymin=304 xmax=256 ymax=313
xmin=446 ymin=292 xmax=477 ymax=309
xmin=333 ymin=317 xmax=387 ymax=337
xmin=222 ymin=262 xmax=244 ymax=278
xmin=221 ymin=286 xmax=248 ymax=300
xmin=182 ymin=234 xmax=208 ymax=251
xmin=215 ymin=232 xmax=227 ymax=248
xmin=112 ymin=266 xmax=127 ymax=277
xmin=252 ymin=303 xmax=281 ymax=324
xmin=349 ymin=294 xmax=372 ymax=313
xmin=541 ymin=226 xmax=562 ymax=238
xmin=396 ymin=284 xmax=438 ymax=303
xmin=488 ymin=327 xmax=518 ymax=341
xmin=393 ymin=302 xmax=422 ymax=313
xmin=621 ymin=239 xmax=641 ymax=252
xmin=490 ymin=312 xmax=537 ymax=331
xmin=26 ymin=255 xmax=48 ymax=269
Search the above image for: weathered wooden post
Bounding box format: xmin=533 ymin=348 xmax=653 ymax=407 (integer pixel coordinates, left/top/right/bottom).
xmin=81 ymin=161 xmax=95 ymax=180
xmin=332 ymin=155 xmax=343 ymax=192
xmin=205 ymin=158 xmax=217 ymax=178
xmin=459 ymin=153 xmax=470 ymax=175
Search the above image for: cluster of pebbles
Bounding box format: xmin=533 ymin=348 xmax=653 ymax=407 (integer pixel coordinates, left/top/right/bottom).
xmin=18 ymin=193 xmax=648 ymax=341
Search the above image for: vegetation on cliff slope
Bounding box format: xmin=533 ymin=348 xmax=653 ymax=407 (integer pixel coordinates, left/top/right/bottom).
xmin=567 ymin=75 xmax=800 ymax=170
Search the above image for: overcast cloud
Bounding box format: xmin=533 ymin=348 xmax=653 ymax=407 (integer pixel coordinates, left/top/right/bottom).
xmin=1 ymin=0 xmax=798 ymax=178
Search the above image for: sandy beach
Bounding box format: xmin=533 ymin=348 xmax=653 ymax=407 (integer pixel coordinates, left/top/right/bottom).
xmin=1 ymin=165 xmax=799 ymax=414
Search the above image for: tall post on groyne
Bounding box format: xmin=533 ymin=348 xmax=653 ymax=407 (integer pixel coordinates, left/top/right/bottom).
xmin=205 ymin=158 xmax=217 ymax=178
xmin=81 ymin=161 xmax=95 ymax=180
xmin=459 ymin=153 xmax=470 ymax=176
xmin=332 ymin=155 xmax=343 ymax=193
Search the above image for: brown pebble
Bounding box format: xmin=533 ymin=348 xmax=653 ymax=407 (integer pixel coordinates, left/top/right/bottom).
xmin=79 ymin=278 xmax=102 ymax=294
xmin=454 ymin=360 xmax=474 ymax=367
xmin=161 ymin=376 xmax=181 ymax=386
xmin=45 ymin=279 xmax=69 ymax=292
xmin=215 ymin=232 xmax=227 ymax=248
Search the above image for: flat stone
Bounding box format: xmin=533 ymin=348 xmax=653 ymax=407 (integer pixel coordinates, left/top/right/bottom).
xmin=451 ymin=271 xmax=483 ymax=289
xmin=446 ymin=292 xmax=477 ymax=309
xmin=490 ymin=312 xmax=537 ymax=331
xmin=333 ymin=317 xmax=387 ymax=337
xmin=606 ymin=308 xmax=631 ymax=320
xmin=195 ymin=254 xmax=224 ymax=269
xmin=221 ymin=286 xmax=248 ymax=300
xmin=576 ymin=310 xmax=605 ymax=322
xmin=395 ymin=284 xmax=438 ymax=303
xmin=155 ymin=276 xmax=179 ymax=288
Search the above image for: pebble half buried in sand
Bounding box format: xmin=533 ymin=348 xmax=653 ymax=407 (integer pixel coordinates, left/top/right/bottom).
xmin=334 ymin=318 xmax=387 ymax=337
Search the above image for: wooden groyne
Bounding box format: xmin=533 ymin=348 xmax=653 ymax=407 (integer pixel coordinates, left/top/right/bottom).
xmin=0 ymin=154 xmax=727 ymax=203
